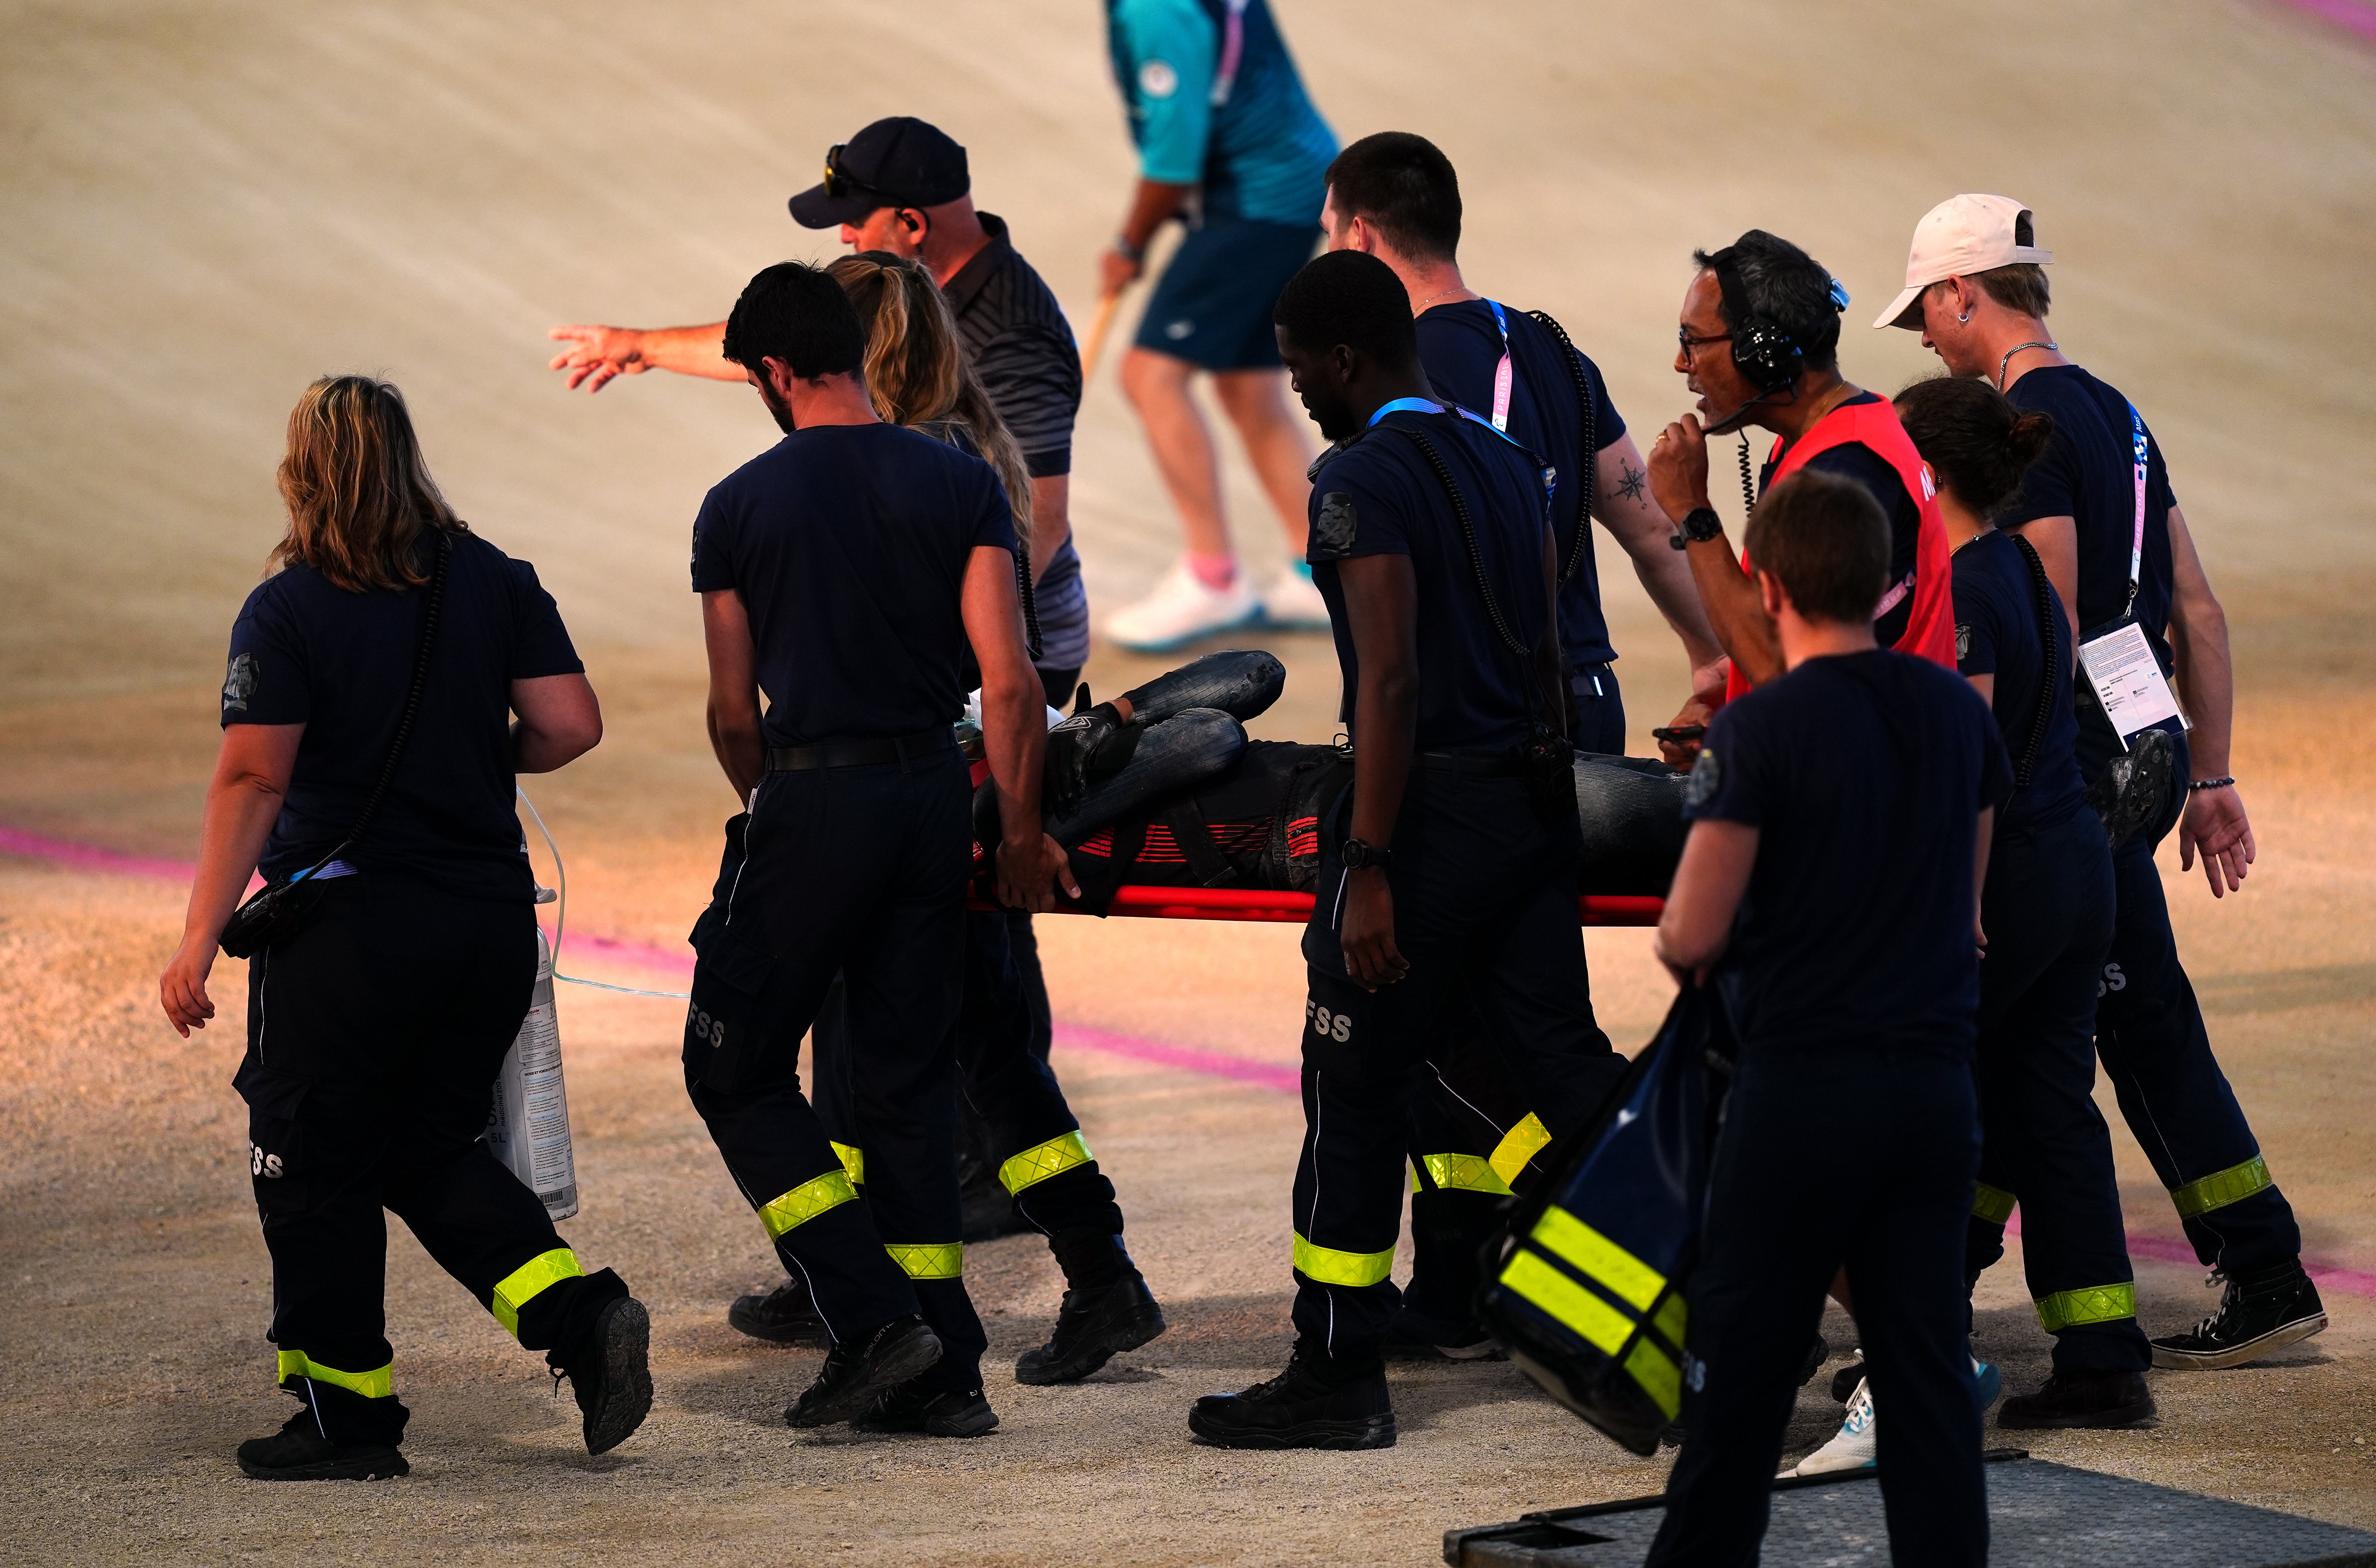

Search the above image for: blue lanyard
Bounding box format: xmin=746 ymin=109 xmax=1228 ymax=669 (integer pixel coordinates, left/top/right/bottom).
xmin=1366 ymin=396 xmax=1554 ymax=505
xmin=1366 ymin=397 xmax=1441 ymax=425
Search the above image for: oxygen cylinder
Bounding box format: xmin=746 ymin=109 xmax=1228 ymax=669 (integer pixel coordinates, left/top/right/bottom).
xmin=486 ymin=927 xmax=579 ymax=1221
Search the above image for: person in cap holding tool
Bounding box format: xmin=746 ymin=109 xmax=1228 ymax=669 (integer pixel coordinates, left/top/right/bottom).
xmin=1185 ymin=251 xmax=1624 ymax=1450
xmin=1317 ymin=130 xmax=1725 ymax=1360
xmin=679 ymin=261 xmax=1073 ymax=1439
xmin=549 ymin=116 xmax=1089 ymax=710
xmin=1883 ymin=193 xmax=2322 ymax=1372
xmin=160 ymin=375 xmax=649 ymax=1479
xmin=1096 ymin=0 xmax=1342 ymax=649
xmin=1645 ymin=230 xmax=1958 ymax=758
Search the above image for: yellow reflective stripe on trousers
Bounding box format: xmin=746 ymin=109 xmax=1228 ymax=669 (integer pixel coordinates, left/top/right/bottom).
xmin=1500 ymin=1251 xmax=1684 ymax=1419
xmin=490 ymin=1247 xmax=586 ymax=1338
xmin=885 ymin=1242 xmax=963 ymax=1280
xmin=830 ymin=1142 xmax=865 ymax=1187
xmin=276 ymin=1349 xmax=392 ymax=1401
xmin=1488 ymin=1113 xmax=1552 ymax=1187
xmin=1972 ymin=1182 xmax=2017 ymax=1226
xmin=1292 ymin=1231 xmax=1396 ymax=1287
xmin=760 ymin=1171 xmax=859 ymax=1238
xmin=2034 ymin=1282 xmax=2138 ymax=1333
xmin=1651 ymin=1288 xmax=1688 ymax=1351
xmin=1531 ymin=1206 xmax=1665 ymax=1313
xmin=999 ymin=1130 xmax=1093 ymax=1195
xmin=2170 ymin=1154 xmax=2271 ymax=1219
xmin=1419 ymin=1152 xmax=1514 ymax=1197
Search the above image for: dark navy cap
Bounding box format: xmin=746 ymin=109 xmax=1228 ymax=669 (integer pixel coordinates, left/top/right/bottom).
xmin=788 ymin=117 xmax=970 ymax=228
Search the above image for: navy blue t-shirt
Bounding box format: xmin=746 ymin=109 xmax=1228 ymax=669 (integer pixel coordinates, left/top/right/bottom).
xmin=1305 ymin=404 xmax=1554 ymax=754
xmin=222 ymin=530 xmax=583 ymax=901
xmin=691 ymin=423 xmax=1018 ymax=747
xmin=1417 ymin=300 xmax=1627 ymax=672
xmin=1684 ymin=649 xmax=2012 ymax=1054
xmin=1951 ymin=529 xmax=2087 ymax=838
xmin=1762 ymin=394 xmax=1923 ymax=649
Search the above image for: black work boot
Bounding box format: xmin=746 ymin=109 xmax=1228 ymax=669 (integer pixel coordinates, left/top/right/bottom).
xmin=1016 ymin=1273 xmax=1168 ymax=1384
xmin=1188 ymin=1342 xmax=1396 ymax=1451
xmin=854 ymin=1378 xmax=1000 ymax=1438
xmin=786 ymin=1315 xmax=943 ymax=1428
xmin=1998 ymin=1368 xmax=2159 ymax=1429
xmin=555 ymin=1295 xmax=653 ymax=1455
xmin=236 ymin=1408 xmax=408 ymax=1481
xmin=1381 ymin=1304 xmax=1503 ymax=1362
xmin=2151 ymin=1263 xmax=2327 ymax=1370
xmin=729 ymin=1277 xmax=829 ymax=1345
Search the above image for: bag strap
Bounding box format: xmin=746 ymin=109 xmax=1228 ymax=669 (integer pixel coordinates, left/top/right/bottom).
xmin=2008 ymin=531 xmax=2059 ymax=792
xmin=1161 ymin=797 xmax=1237 ymax=887
xmin=1524 ymin=308 xmax=1598 ymax=586
xmin=296 ymin=532 xmax=453 ymax=879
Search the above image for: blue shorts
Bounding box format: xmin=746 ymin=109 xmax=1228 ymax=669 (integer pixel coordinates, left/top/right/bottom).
xmin=1135 ymin=218 xmax=1318 ymax=371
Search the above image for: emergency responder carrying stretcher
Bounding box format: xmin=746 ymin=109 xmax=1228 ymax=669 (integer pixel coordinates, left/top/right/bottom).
xmin=159 ymin=376 xmax=650 ymax=1480
xmin=680 ymin=261 xmax=1073 ymax=1440
xmin=1186 ymin=250 xmax=1626 ymax=1451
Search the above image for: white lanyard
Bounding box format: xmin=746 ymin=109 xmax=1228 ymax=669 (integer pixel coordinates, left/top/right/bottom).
xmin=1211 ymin=0 xmax=1250 ymax=105
xmin=1485 ymin=299 xmax=1513 ymax=432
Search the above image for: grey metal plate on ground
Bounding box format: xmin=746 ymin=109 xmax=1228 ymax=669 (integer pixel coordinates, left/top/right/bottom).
xmin=1443 ymin=1453 xmax=2376 ymax=1568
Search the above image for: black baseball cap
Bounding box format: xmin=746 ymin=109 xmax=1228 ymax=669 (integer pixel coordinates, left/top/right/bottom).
xmin=788 ymin=117 xmax=970 ymax=228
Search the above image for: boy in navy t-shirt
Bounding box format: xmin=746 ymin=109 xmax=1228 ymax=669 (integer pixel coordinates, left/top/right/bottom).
xmin=1645 ymin=469 xmax=2009 ymax=1568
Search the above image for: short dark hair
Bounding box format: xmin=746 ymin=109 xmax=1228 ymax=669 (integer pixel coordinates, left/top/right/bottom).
xmin=1744 ymin=469 xmax=1890 ymax=625
xmin=1893 ymin=375 xmax=2056 ymax=517
xmin=722 ymin=261 xmax=867 ymax=380
xmin=1972 ymin=262 xmax=2051 ymax=319
xmin=1324 ymin=132 xmax=1461 ymax=263
xmin=1273 ymin=250 xmax=1420 ymax=369
xmin=1691 ymin=229 xmax=1843 ymax=373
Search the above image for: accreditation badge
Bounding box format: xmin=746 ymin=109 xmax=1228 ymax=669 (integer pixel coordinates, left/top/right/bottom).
xmin=2075 ymin=621 xmax=2188 ymax=749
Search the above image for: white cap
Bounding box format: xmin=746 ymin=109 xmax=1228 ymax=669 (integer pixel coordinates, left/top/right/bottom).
xmin=1874 ymin=194 xmax=2053 ymax=330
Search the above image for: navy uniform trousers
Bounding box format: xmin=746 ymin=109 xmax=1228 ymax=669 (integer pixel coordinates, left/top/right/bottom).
xmin=2086 ymin=729 xmax=2300 ymax=1275
xmin=238 ymin=876 xmax=625 ymax=1446
xmin=1295 ymin=768 xmax=1626 ymax=1360
xmin=1963 ymin=803 xmax=2152 ymax=1372
xmin=1649 ymin=1039 xmax=1987 ymax=1568
xmin=681 ymin=754 xmax=987 ymax=1394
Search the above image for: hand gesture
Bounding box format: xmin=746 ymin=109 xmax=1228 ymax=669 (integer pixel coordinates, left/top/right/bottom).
xmin=547 ymin=325 xmax=649 ymax=393
xmin=1647 ymin=414 xmax=1713 ymax=525
xmin=2178 ymin=782 xmax=2255 ymax=898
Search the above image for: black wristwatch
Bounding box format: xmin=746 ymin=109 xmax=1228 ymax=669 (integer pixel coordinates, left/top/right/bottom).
xmin=1668 ymin=506 xmax=1725 ymax=550
xmin=1340 ymin=837 xmax=1394 ymax=871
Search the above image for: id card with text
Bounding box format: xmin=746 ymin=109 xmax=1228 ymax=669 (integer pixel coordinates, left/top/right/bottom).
xmin=2077 ymin=621 xmax=2187 ymax=747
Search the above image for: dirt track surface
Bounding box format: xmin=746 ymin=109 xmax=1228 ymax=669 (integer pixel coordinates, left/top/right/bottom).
xmin=4 ymin=1 xmax=2375 ymax=1563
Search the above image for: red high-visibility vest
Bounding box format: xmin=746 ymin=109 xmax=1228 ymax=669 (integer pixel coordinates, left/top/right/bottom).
xmin=1720 ymin=398 xmax=1957 ymax=705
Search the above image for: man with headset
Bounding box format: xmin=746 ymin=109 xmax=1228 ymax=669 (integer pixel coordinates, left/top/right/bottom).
xmin=1645 ymin=230 xmax=1958 ymax=750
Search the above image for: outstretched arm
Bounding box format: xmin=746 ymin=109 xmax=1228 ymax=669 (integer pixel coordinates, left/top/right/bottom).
xmin=548 ymin=321 xmax=737 ymax=393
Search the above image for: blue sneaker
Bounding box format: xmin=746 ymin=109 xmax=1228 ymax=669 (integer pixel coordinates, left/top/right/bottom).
xmin=1974 ymin=1356 xmax=2003 ymax=1413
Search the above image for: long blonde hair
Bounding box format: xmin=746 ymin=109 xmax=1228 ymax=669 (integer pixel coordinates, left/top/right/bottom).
xmin=270 ymin=376 xmax=467 ymax=591
xmin=827 ymin=252 xmax=1034 ymax=554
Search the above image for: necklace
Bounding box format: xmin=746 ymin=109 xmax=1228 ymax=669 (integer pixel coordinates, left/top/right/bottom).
xmin=1997 ymin=339 xmax=2059 ymax=389
xmin=1411 ymin=285 xmax=1466 ymax=312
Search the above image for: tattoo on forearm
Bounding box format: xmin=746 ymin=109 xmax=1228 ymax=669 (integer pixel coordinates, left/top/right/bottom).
xmin=1616 ymin=463 xmax=1648 ymax=504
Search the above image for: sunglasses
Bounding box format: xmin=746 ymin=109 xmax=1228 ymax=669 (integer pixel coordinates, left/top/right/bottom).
xmin=1677 ymin=328 xmax=1735 ymax=355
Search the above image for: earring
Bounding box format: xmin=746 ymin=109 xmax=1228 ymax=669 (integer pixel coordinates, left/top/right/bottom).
xmin=1958 ymin=312 xmax=1970 ymax=324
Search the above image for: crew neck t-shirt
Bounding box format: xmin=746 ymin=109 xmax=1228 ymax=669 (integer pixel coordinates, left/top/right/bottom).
xmin=940 ymin=212 xmax=1089 ymax=676
xmin=1951 ymin=528 xmax=2087 ymax=838
xmin=1685 ymin=648 xmax=2012 ymax=1054
xmin=1762 ymin=394 xmax=1923 ymax=648
xmin=1305 ymin=405 xmax=1554 ymax=754
xmin=1417 ymin=299 xmax=1628 ymax=671
xmin=690 ymin=423 xmax=1018 ymax=746
xmin=222 ymin=531 xmax=583 ymax=901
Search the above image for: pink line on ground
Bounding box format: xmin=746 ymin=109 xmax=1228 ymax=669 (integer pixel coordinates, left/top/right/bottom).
xmin=2008 ymin=1208 xmax=2376 ymax=1297
xmin=1053 ymin=1022 xmax=1302 ymax=1096
xmin=0 ymin=825 xmax=198 ymax=883
xmin=2274 ymin=0 xmax=2376 ymax=44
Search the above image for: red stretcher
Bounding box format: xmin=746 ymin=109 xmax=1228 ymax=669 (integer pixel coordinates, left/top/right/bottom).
xmin=974 ymin=887 xmax=1663 ymax=926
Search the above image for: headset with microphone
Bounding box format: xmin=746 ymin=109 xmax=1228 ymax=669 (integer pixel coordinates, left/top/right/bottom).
xmin=1699 ymin=246 xmax=1851 ymax=436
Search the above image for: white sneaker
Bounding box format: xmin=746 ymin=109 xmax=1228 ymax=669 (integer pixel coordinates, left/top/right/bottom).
xmin=1784 ymin=1376 xmax=1876 ymax=1476
xmin=1256 ymin=567 xmax=1332 ymax=630
xmin=1102 ymin=560 xmax=1256 ymax=652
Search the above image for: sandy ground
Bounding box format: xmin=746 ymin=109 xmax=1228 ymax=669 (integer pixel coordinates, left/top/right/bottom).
xmin=4 ymin=0 xmax=2376 ymax=1562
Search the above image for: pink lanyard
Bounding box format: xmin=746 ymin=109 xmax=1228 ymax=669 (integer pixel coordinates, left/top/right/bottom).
xmin=1211 ymin=0 xmax=1249 ymax=105
xmin=1485 ymin=300 xmax=1513 ymax=432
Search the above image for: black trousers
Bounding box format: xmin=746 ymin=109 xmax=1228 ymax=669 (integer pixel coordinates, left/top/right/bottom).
xmin=813 ymin=907 xmax=1125 ymax=1242
xmin=238 ymin=877 xmax=625 ymax=1447
xmin=1964 ymin=805 xmax=2150 ymax=1372
xmin=1293 ymin=771 xmax=1626 ymax=1360
xmin=1399 ymin=1019 xmax=1559 ymax=1335
xmin=1648 ymin=1042 xmax=1986 ymax=1568
xmin=1569 ymin=661 xmax=1626 ymax=757
xmin=681 ymin=756 xmax=987 ymax=1394
xmin=2093 ymin=733 xmax=2299 ymax=1275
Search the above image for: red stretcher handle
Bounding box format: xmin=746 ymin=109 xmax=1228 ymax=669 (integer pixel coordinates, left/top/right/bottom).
xmin=970 ymin=885 xmax=1663 ymax=927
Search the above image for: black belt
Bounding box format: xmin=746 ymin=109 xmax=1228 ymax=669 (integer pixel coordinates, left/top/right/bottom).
xmin=1416 ymin=749 xmax=1523 ymax=777
xmin=765 ymin=728 xmax=955 ymax=772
